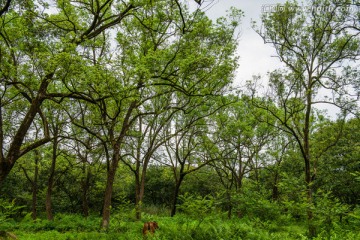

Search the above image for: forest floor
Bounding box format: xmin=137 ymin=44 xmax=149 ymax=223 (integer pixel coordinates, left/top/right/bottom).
xmin=1 ymin=212 xmax=360 ymax=240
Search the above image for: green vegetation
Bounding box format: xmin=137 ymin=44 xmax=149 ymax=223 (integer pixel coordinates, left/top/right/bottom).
xmin=0 ymin=0 xmax=359 ymax=239
xmin=2 ymin=191 xmax=360 ymax=239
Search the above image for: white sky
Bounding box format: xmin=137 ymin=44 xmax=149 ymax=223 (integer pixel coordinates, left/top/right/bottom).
xmin=204 ymin=0 xmax=287 ymax=87
xmin=202 ymin=0 xmax=353 ymax=118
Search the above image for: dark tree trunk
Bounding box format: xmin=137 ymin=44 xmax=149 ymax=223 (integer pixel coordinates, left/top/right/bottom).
xmin=32 ymin=150 xmax=40 ymax=220
xmin=0 ymin=0 xmax=12 ymax=17
xmin=134 ymin=134 xmax=143 ymax=220
xmin=272 ymin=172 xmax=279 ymax=201
xmin=135 ymin=154 xmax=151 ymax=220
xmin=135 ymin=169 xmax=141 ymax=220
xmin=138 ymin=169 xmax=147 ymax=217
xmin=100 ymin=101 xmax=137 ymax=229
xmin=226 ymin=191 xmax=232 ymax=219
xmin=304 ymin=84 xmax=315 ymax=237
xmin=46 ymin=132 xmax=58 ymax=221
xmin=101 ymin=146 xmax=120 ymax=229
xmin=0 ymin=162 xmax=12 ymax=186
xmin=81 ymin=164 xmax=90 ymax=217
xmin=170 ymin=174 xmax=185 ymax=217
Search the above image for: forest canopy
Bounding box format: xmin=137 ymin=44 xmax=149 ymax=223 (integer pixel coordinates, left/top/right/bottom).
xmin=0 ymin=0 xmax=359 ymax=239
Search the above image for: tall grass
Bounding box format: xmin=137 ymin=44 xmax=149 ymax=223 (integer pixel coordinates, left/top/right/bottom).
xmin=1 ymin=204 xmax=360 ymax=239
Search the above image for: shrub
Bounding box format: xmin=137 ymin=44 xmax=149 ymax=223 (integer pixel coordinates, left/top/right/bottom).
xmin=0 ymin=199 xmax=25 ymax=223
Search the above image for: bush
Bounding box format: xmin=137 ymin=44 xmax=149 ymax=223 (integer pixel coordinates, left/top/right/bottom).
xmin=1 ymin=208 xmax=359 ymax=240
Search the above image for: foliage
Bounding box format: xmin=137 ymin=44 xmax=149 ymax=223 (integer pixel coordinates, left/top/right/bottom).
xmin=0 ymin=0 xmax=359 ymax=239
xmin=0 ymin=199 xmax=25 ymax=223
xmin=177 ymin=194 xmax=215 ymax=222
xmin=314 ymin=118 xmax=360 ymax=205
xmin=2 ymin=211 xmax=358 ymax=240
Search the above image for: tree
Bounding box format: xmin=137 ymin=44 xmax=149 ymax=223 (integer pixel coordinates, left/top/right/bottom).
xmin=164 ymin=111 xmax=215 ymax=217
xmin=251 ymin=0 xmax=360 ymax=236
xmin=64 ymin=1 xmax=240 ymax=227
xmin=0 ymin=0 xmax=136 ymax=185
xmin=313 ymin=117 xmax=360 ymax=205
xmin=0 ymin=0 xmax=239 ymax=227
xmin=44 ymin=104 xmax=71 ymax=221
xmin=123 ymin=93 xmax=181 ymax=220
xmin=70 ymin=130 xmax=104 ymax=217
xmin=20 ymin=149 xmax=40 ymax=220
xmin=0 ymin=0 xmax=52 ymax=184
xmin=265 ymin=134 xmax=294 ymax=202
xmin=210 ymin=95 xmax=273 ymax=218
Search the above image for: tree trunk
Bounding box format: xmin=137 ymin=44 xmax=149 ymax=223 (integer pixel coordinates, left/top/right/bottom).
xmin=304 ymin=83 xmax=315 ymax=237
xmin=135 ymin=154 xmax=151 ymax=220
xmin=32 ymin=150 xmax=40 ymax=220
xmin=46 ymin=134 xmax=58 ymax=221
xmin=138 ymin=169 xmax=147 ymax=216
xmin=171 ymin=174 xmax=185 ymax=217
xmin=0 ymin=162 xmax=12 ymax=186
xmin=135 ymin=170 xmax=142 ymax=220
xmin=272 ymin=172 xmax=279 ymax=201
xmin=305 ymin=157 xmax=315 ymax=236
xmin=134 ymin=127 xmax=143 ymax=220
xmin=226 ymin=191 xmax=232 ymax=219
xmin=81 ymin=164 xmax=90 ymax=217
xmin=101 ymin=147 xmax=120 ymax=229
xmin=101 ymin=101 xmax=137 ymax=228
xmin=134 ymin=170 xmax=148 ymax=220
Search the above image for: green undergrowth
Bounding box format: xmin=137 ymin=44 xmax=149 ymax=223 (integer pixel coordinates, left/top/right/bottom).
xmin=1 ymin=212 xmax=360 ymax=240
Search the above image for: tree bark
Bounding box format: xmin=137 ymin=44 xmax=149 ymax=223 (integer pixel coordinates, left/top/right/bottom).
xmin=226 ymin=191 xmax=232 ymax=219
xmin=272 ymin=172 xmax=279 ymax=202
xmin=81 ymin=163 xmax=90 ymax=217
xmin=100 ymin=101 xmax=137 ymax=229
xmin=304 ymin=80 xmax=315 ymax=237
xmin=101 ymin=145 xmax=120 ymax=229
xmin=46 ymin=132 xmax=58 ymax=221
xmin=170 ymin=173 xmax=185 ymax=217
xmin=32 ymin=150 xmax=40 ymax=220
xmin=134 ymin=118 xmax=143 ymax=220
xmin=135 ymin=154 xmax=152 ymax=220
xmin=0 ymin=0 xmax=12 ymax=17
xmin=135 ymin=171 xmax=141 ymax=220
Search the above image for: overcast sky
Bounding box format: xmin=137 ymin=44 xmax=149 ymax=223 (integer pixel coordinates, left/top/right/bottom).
xmin=204 ymin=0 xmax=287 ymax=87
xmin=201 ymin=0 xmax=344 ymax=117
xmin=202 ymin=0 xmax=285 ymax=85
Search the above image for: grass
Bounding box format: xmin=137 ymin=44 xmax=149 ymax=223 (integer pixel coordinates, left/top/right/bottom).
xmin=1 ymin=210 xmax=360 ymax=240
